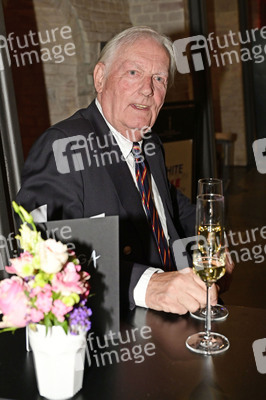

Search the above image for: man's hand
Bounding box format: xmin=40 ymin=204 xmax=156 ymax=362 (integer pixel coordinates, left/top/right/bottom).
xmin=145 ymin=268 xmax=218 ymax=314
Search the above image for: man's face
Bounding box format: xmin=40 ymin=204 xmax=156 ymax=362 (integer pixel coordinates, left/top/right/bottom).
xmin=94 ymin=38 xmax=170 ymax=141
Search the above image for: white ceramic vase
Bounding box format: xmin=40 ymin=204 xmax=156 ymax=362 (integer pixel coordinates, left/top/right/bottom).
xmin=28 ymin=324 xmax=87 ymax=400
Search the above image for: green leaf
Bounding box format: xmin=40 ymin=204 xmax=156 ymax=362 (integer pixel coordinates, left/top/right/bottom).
xmin=28 ymin=323 xmax=37 ymax=332
xmin=19 ymin=206 xmax=34 ymax=225
xmin=61 ymin=320 xmax=68 ymax=335
xmin=0 ymin=327 xmax=18 ymax=334
xmin=44 ymin=314 xmax=52 ymax=335
xmin=12 ymin=201 xmax=20 ymax=213
xmin=52 ymin=292 xmax=61 ymax=300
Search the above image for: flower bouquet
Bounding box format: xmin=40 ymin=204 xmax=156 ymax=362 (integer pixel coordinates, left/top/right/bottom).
xmin=0 ymin=202 xmax=92 ymax=399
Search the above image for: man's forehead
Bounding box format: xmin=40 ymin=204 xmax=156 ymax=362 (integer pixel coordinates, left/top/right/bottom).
xmin=113 ymin=40 xmax=170 ymax=70
xmin=121 ymin=59 xmax=169 ymax=75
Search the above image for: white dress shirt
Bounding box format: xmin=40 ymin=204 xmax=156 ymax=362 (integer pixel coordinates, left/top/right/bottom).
xmin=95 ymin=99 xmax=165 ymax=307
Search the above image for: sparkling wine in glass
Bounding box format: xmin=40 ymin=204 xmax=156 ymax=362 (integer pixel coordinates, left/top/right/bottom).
xmin=186 ymin=194 xmax=230 ymax=355
xmin=190 ymin=178 xmax=229 ymax=321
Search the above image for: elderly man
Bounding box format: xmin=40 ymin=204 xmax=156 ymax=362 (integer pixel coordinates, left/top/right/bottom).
xmin=16 ymin=26 xmax=227 ymax=314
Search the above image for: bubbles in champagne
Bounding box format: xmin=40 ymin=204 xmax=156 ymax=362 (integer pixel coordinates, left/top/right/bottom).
xmin=193 ymin=257 xmax=226 ymax=283
xmin=193 ymin=225 xmax=226 ymax=283
xmin=198 ymin=225 xmax=223 ymax=256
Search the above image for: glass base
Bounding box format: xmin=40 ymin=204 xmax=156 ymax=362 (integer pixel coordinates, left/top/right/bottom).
xmin=190 ymin=304 xmax=229 ymax=321
xmin=186 ymin=331 xmax=230 ymax=355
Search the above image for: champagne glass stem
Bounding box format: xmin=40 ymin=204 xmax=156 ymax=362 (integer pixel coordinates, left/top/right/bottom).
xmin=204 ymin=283 xmax=212 ymax=339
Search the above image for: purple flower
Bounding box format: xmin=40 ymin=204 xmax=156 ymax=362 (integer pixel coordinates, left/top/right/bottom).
xmin=69 ymin=303 xmax=92 ymax=335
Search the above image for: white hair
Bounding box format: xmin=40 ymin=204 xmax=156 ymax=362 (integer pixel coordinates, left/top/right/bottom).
xmin=96 ymin=26 xmax=176 ymax=86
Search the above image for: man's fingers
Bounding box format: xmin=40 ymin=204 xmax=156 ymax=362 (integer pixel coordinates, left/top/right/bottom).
xmin=145 ymin=270 xmax=209 ymax=314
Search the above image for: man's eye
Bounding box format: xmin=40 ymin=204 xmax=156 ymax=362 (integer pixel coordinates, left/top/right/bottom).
xmin=129 ymin=70 xmax=137 ymax=76
xmin=154 ymin=75 xmax=166 ymax=84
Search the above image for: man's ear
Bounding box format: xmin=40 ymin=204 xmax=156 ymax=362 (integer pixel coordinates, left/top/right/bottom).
xmin=94 ymin=62 xmax=106 ymax=94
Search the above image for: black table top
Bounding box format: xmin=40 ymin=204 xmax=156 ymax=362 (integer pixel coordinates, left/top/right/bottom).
xmin=0 ymin=305 xmax=265 ymax=400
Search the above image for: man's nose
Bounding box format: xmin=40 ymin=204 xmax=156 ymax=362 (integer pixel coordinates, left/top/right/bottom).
xmin=139 ymin=76 xmax=154 ymax=97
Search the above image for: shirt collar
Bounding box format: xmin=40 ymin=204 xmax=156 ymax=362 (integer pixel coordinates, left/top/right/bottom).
xmin=95 ymin=98 xmax=142 ymax=160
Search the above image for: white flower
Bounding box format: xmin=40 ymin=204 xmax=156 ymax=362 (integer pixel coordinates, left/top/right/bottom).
xmin=38 ymin=239 xmax=69 ymax=274
xmin=17 ymin=224 xmax=43 ymax=253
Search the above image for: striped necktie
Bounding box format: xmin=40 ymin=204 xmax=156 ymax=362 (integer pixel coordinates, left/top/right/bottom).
xmin=132 ymin=142 xmax=173 ymax=271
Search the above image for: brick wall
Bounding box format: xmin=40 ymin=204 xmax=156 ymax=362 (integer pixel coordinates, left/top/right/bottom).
xmin=128 ymin=0 xmax=192 ymax=102
xmin=3 ymin=0 xmax=132 ymax=157
xmin=33 ymin=0 xmax=132 ymax=125
xmin=128 ymin=0 xmax=186 ymax=35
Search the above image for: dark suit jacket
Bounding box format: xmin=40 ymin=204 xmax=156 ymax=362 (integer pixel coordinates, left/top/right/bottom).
xmin=16 ymin=100 xmax=195 ymax=310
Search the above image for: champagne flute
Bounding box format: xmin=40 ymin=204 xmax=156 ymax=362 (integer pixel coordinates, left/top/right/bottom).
xmin=198 ymin=178 xmax=223 ymax=195
xmin=186 ymin=194 xmax=230 ymax=354
xmin=190 ymin=178 xmax=229 ymax=321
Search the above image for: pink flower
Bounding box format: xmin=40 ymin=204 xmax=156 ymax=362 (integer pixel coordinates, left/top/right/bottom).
xmin=35 ymin=289 xmax=53 ymax=313
xmin=52 ymin=262 xmax=90 ymax=296
xmin=5 ymin=252 xmax=34 ymax=277
xmin=30 ymin=308 xmax=44 ymax=323
xmin=30 ymin=284 xmax=51 ymax=297
xmin=0 ymin=276 xmax=29 ymax=328
xmin=52 ymin=299 xmax=72 ymax=322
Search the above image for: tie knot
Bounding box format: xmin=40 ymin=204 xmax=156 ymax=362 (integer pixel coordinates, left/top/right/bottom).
xmin=132 ymin=142 xmax=143 ymax=162
xmin=132 ymin=141 xmax=141 ymax=152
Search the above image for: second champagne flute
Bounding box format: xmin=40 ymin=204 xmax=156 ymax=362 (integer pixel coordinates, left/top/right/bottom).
xmin=190 ymin=177 xmax=229 ymax=321
xmin=186 ymin=194 xmax=230 ymax=354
